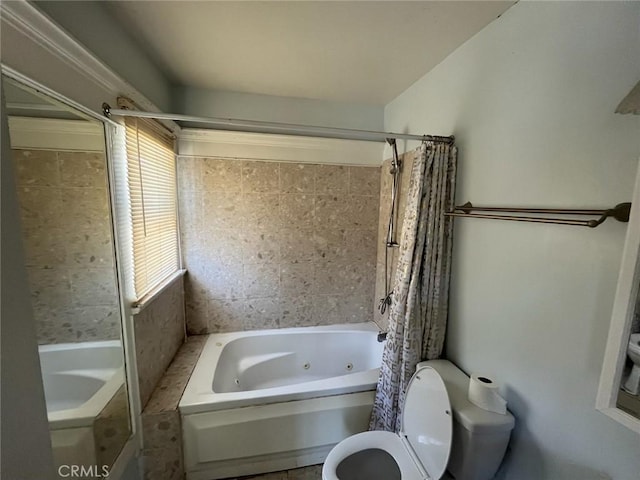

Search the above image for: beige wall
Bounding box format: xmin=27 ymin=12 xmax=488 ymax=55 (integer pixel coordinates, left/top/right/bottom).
xmin=178 ymin=157 xmax=380 ymax=334
xmin=384 ymin=2 xmax=640 ymax=479
xmin=13 ymin=148 xmax=120 ymax=344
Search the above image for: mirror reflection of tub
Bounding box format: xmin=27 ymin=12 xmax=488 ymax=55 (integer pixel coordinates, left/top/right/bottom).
xmin=4 ymin=74 xmax=131 ymax=473
xmin=40 ymin=341 xmax=128 ymax=468
xmin=40 ymin=341 xmax=123 ymax=427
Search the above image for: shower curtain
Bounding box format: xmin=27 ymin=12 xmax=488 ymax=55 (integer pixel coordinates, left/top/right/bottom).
xmin=370 ymin=141 xmax=457 ymax=432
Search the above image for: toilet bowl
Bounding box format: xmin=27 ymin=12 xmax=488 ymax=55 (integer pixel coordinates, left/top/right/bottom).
xmin=623 ymin=333 xmax=640 ymax=395
xmin=323 ymin=365 xmax=452 ymax=480
xmin=322 ymin=360 xmax=515 ymax=480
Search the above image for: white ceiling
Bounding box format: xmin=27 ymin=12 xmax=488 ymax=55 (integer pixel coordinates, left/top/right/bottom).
xmin=106 ymin=1 xmax=514 ymax=105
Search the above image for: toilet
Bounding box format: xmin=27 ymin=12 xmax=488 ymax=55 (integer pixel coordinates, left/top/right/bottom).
xmin=322 ymin=360 xmax=515 ymax=480
xmin=624 ymin=333 xmax=640 ymax=395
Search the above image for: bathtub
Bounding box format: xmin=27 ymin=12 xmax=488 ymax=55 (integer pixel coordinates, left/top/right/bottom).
xmin=39 ymin=340 xmax=126 ymax=468
xmin=39 ymin=340 xmax=125 ymax=429
xmin=180 ymin=322 xmax=384 ymax=480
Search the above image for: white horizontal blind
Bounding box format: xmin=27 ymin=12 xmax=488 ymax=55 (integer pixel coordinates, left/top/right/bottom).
xmin=123 ymin=117 xmax=179 ymax=300
xmin=108 ymin=121 xmax=134 ymax=303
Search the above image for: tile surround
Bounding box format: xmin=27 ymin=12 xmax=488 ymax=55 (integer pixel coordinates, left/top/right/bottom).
xmin=94 ymin=385 xmax=131 ymax=469
xmin=12 ymin=149 xmax=120 ymax=344
xmin=143 ymin=335 xmax=207 ymax=414
xmin=141 ymin=446 xmax=183 ymax=480
xmin=139 ymin=151 xmax=411 ymax=480
xmin=141 ymin=336 xmax=206 ymax=480
xmin=179 ymin=158 xmax=380 ymax=334
xmin=134 ymin=275 xmax=186 ymax=409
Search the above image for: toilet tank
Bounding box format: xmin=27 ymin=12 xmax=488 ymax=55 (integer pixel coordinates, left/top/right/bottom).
xmin=418 ymin=360 xmax=515 ymax=480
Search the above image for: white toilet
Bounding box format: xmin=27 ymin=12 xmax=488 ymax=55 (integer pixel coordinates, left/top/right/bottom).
xmin=322 ymin=360 xmax=515 ymax=480
xmin=623 ymin=333 xmax=640 ymax=395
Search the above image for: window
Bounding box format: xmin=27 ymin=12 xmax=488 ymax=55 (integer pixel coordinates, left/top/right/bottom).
xmin=118 ymin=116 xmax=179 ymax=301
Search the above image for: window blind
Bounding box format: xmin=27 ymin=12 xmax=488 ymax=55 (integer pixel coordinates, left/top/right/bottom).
xmin=122 ymin=117 xmax=179 ymax=301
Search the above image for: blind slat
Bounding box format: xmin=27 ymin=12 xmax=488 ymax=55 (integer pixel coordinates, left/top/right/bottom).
xmin=123 ymin=117 xmax=179 ymax=299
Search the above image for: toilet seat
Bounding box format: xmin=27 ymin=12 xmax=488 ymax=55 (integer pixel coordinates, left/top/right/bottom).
xmin=322 ymin=431 xmax=424 ymax=480
xmin=322 ymin=366 xmax=452 ymax=480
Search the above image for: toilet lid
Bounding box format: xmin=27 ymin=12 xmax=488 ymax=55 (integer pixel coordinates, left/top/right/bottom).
xmin=401 ymin=366 xmax=452 ymax=479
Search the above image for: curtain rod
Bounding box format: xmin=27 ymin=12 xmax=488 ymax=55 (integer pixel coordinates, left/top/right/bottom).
xmin=101 ymin=104 xmax=454 ymax=144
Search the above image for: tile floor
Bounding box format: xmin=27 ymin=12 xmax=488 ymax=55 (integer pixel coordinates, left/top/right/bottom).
xmin=236 ymin=464 xmax=322 ymax=480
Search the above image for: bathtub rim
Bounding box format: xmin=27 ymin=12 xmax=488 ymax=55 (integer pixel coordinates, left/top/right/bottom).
xmin=38 ymin=339 xmax=123 ymax=355
xmin=179 ymin=322 xmax=382 ymax=415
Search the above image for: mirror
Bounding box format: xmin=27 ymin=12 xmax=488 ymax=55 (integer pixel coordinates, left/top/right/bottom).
xmin=4 ymin=76 xmax=132 ymax=473
xmin=616 ymin=288 xmax=640 ymax=418
xmin=597 ymin=160 xmax=640 ymax=432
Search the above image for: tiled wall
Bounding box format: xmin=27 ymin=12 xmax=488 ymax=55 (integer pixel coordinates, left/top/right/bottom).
xmin=178 ymin=158 xmax=380 ymax=334
xmin=12 ymin=149 xmax=120 ymax=344
xmin=141 ymin=335 xmax=206 ymax=480
xmin=374 ymin=151 xmax=416 ymax=331
xmin=134 ymin=275 xmax=186 ymax=408
xmin=94 ymin=385 xmax=131 ymax=469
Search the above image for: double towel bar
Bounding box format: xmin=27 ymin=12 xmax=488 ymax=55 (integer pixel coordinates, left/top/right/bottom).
xmin=445 ymin=202 xmax=632 ymax=228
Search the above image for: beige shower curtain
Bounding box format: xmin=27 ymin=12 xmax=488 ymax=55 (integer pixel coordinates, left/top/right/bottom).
xmin=370 ymin=141 xmax=457 ymax=432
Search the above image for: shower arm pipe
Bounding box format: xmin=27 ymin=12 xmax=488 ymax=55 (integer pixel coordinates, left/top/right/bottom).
xmin=102 ymin=105 xmax=455 ymax=144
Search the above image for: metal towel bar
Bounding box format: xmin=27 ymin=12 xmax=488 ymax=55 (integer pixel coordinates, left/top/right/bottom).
xmin=445 ymin=202 xmax=632 ymax=228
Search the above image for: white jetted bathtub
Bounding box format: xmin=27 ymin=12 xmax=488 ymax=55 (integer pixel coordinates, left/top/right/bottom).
xmin=39 ymin=340 xmax=125 ymax=429
xmin=39 ymin=340 xmax=125 ymax=467
xmin=180 ymin=322 xmax=384 ymax=480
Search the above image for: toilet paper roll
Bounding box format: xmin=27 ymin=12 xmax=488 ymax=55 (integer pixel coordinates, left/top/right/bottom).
xmin=468 ymin=374 xmax=507 ymax=415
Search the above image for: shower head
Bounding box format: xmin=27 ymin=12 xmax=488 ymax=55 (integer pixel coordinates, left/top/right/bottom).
xmin=389 ymin=152 xmax=401 ymax=175
xmin=387 ymin=137 xmax=400 ymax=175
